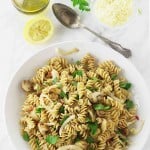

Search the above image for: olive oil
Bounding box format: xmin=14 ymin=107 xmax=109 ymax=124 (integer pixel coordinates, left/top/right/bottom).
xmin=12 ymin=0 xmax=50 ymax=14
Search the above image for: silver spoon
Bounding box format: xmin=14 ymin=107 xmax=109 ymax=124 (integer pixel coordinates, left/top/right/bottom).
xmin=52 ymin=3 xmax=132 ymax=58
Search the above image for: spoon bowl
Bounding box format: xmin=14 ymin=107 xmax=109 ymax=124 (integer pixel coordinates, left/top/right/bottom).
xmin=52 ymin=3 xmax=80 ymax=28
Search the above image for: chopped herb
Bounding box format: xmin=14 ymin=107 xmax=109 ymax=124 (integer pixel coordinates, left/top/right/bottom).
xmin=115 ymin=130 xmax=121 ymax=134
xmin=52 ymin=77 xmax=58 ymax=84
xmin=88 ymin=122 xmax=98 ymax=135
xmin=60 ymin=90 xmax=68 ymax=99
xmin=43 ymin=82 xmax=51 ymax=86
xmin=94 ymin=104 xmax=111 ymax=111
xmin=86 ymin=87 xmax=98 ymax=92
xmin=119 ymin=82 xmax=132 ymax=90
xmin=91 ymin=77 xmax=99 ymax=82
xmin=35 ymin=138 xmax=40 ymax=147
xmin=34 ymin=84 xmax=41 ymax=91
xmin=46 ymin=135 xmax=59 ymax=145
xmin=71 ymin=0 xmax=90 ymax=11
xmin=60 ymin=115 xmax=69 ymax=125
xmin=57 ymin=83 xmax=63 ymax=88
xmin=22 ymin=131 xmax=30 ymax=142
xmin=86 ymin=136 xmax=94 ymax=143
xmin=138 ymin=8 xmax=142 ymax=15
xmin=125 ymin=99 xmax=134 ymax=110
xmin=74 ymin=133 xmax=82 ymax=143
xmin=37 ymin=86 xmax=41 ymax=91
xmin=76 ymin=94 xmax=79 ymax=100
xmin=59 ymin=106 xmax=65 ymax=113
xmin=72 ymin=81 xmax=78 ymax=86
xmin=86 ymin=117 xmax=92 ymax=123
xmin=111 ymin=74 xmax=118 ymax=80
xmin=54 ymin=101 xmax=57 ymax=105
xmin=75 ymin=60 xmax=81 ymax=65
xmin=120 ymin=136 xmax=128 ymax=143
xmin=72 ymin=70 xmax=83 ymax=78
xmin=116 ymin=129 xmax=127 ymax=136
xmin=74 ymin=136 xmax=81 ymax=143
xmin=36 ymin=107 xmax=44 ymax=114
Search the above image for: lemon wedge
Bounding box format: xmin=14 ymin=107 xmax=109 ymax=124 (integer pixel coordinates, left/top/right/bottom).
xmin=24 ymin=17 xmax=54 ymax=44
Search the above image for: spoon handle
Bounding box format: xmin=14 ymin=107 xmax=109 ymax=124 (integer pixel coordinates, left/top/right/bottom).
xmin=82 ymin=25 xmax=132 ymax=58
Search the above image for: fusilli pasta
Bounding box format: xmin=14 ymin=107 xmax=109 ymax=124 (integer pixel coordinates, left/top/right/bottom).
xmin=20 ymin=54 xmax=138 ymax=150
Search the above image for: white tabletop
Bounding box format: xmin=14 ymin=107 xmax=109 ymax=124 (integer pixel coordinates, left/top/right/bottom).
xmin=0 ymin=0 xmax=150 ymax=149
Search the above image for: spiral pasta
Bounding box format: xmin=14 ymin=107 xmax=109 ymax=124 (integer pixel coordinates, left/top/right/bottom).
xmin=20 ymin=53 xmax=139 ymax=150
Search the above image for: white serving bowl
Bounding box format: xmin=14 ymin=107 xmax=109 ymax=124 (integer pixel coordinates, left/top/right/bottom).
xmin=4 ymin=41 xmax=150 ymax=150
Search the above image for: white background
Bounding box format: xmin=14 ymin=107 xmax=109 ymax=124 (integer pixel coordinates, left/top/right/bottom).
xmin=0 ymin=0 xmax=149 ymax=149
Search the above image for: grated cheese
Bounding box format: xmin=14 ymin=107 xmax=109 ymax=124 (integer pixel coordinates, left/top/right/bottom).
xmin=94 ymin=0 xmax=133 ymax=27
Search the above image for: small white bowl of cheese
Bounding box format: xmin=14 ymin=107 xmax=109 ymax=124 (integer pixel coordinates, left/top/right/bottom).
xmin=91 ymin=0 xmax=138 ymax=32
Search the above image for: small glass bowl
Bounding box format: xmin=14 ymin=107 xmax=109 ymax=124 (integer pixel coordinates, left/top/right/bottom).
xmin=12 ymin=0 xmax=50 ymax=14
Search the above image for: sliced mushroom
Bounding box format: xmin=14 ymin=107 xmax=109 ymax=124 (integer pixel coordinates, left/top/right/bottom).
xmin=30 ymin=109 xmax=39 ymax=121
xmin=59 ymin=115 xmax=75 ymax=136
xmin=21 ymin=80 xmax=33 ymax=92
xmin=89 ymin=92 xmax=102 ymax=103
xmin=52 ymin=69 xmax=59 ymax=79
xmin=75 ymin=141 xmax=88 ymax=149
xmin=88 ymin=109 xmax=96 ymax=122
xmin=38 ymin=123 xmax=49 ymax=135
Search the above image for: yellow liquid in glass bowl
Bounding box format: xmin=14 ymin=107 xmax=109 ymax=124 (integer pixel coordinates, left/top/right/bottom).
xmin=12 ymin=0 xmax=50 ymax=14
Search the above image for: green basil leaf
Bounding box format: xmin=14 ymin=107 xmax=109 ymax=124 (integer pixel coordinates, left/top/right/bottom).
xmin=22 ymin=131 xmax=30 ymax=142
xmin=86 ymin=87 xmax=98 ymax=92
xmin=88 ymin=122 xmax=98 ymax=135
xmin=34 ymin=84 xmax=41 ymax=91
xmin=72 ymin=70 xmax=83 ymax=78
xmin=86 ymin=117 xmax=92 ymax=123
xmin=60 ymin=90 xmax=68 ymax=99
xmin=86 ymin=136 xmax=94 ymax=143
xmin=57 ymin=83 xmax=63 ymax=88
xmin=111 ymin=74 xmax=118 ymax=80
xmin=115 ymin=130 xmax=121 ymax=135
xmin=36 ymin=107 xmax=44 ymax=114
xmin=43 ymin=82 xmax=51 ymax=86
xmin=75 ymin=60 xmax=81 ymax=65
xmin=76 ymin=94 xmax=79 ymax=100
xmin=94 ymin=104 xmax=111 ymax=111
xmin=46 ymin=135 xmax=59 ymax=145
xmin=74 ymin=132 xmax=82 ymax=143
xmin=74 ymin=136 xmax=81 ymax=143
xmin=72 ymin=81 xmax=78 ymax=86
xmin=91 ymin=77 xmax=99 ymax=82
xmin=52 ymin=77 xmax=58 ymax=84
xmin=120 ymin=137 xmax=128 ymax=142
xmin=125 ymin=99 xmax=134 ymax=110
xmin=60 ymin=115 xmax=69 ymax=125
xmin=59 ymin=106 xmax=65 ymax=113
xmin=119 ymin=82 xmax=132 ymax=90
xmin=35 ymin=138 xmax=40 ymax=147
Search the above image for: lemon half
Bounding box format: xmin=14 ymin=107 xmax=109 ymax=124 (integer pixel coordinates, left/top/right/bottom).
xmin=24 ymin=17 xmax=54 ymax=44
